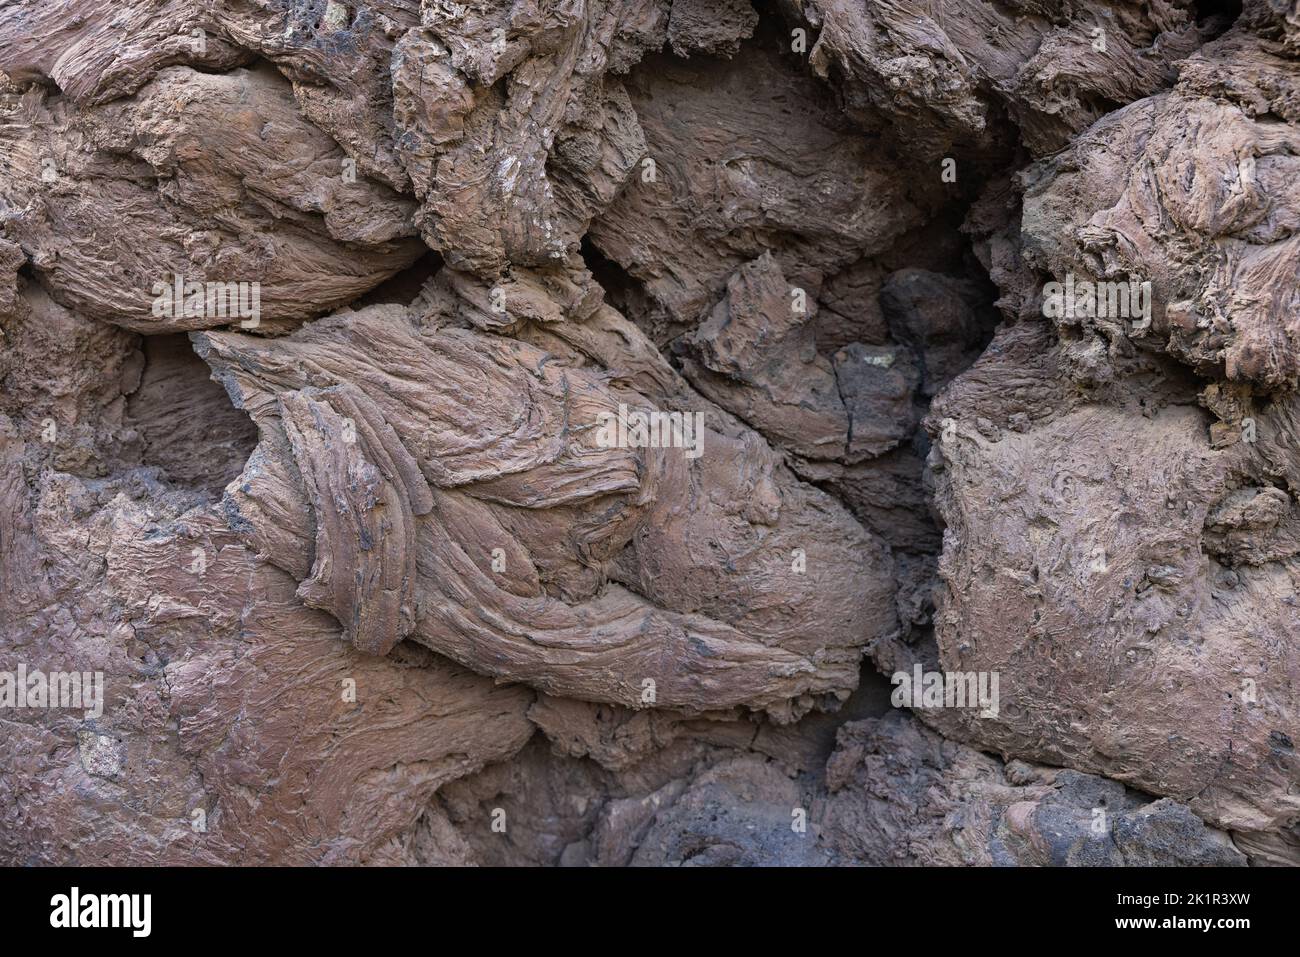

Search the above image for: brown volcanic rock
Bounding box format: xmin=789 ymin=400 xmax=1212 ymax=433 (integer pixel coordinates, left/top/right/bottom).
xmin=409 ymin=705 xmax=1244 ymax=866
xmin=916 ymin=320 xmax=1300 ymax=835
xmin=0 ymin=261 xmax=535 ymax=865
xmin=0 ymin=65 xmax=422 ymax=332
xmin=1 ymin=0 xmax=1296 ymax=867
xmin=0 ymin=0 xmax=425 ymax=189
xmin=390 ymin=0 xmax=673 ymax=276
xmin=1022 ymin=29 xmax=1300 ymax=390
xmin=906 ymin=15 xmax=1300 ymax=843
xmin=781 ymin=0 xmax=1208 ymax=158
xmin=194 ymin=295 xmax=898 ymax=719
xmin=0 ymin=412 xmax=533 ymax=865
xmin=588 ymin=27 xmax=926 ymax=336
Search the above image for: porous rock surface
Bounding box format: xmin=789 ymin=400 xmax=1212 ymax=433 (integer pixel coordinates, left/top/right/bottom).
xmin=0 ymin=0 xmax=1296 ymax=866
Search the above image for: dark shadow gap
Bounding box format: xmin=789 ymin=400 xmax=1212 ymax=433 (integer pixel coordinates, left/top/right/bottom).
xmin=124 ymin=333 xmax=258 ymax=501
xmin=349 ymin=249 xmax=444 ymax=309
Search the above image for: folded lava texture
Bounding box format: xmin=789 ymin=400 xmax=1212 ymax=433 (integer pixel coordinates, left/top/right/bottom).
xmin=0 ymin=0 xmax=1296 ymax=866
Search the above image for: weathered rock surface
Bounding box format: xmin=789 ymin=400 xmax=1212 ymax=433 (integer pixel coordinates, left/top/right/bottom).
xmin=914 ymin=309 xmax=1300 ymax=837
xmin=1022 ymin=29 xmax=1300 ymax=390
xmin=1 ymin=0 xmax=1296 ymax=867
xmin=782 ymin=0 xmax=1211 ymax=158
xmin=193 ymin=294 xmax=896 ymax=717
xmin=0 ymin=64 xmax=423 ymax=332
xmin=589 ymin=24 xmax=928 ymax=337
xmin=409 ymin=702 xmax=1243 ymax=866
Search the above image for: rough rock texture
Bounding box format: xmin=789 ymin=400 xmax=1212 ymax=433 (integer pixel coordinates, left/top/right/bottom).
xmin=1 ymin=0 xmax=1296 ymax=867
xmin=905 ymin=322 xmax=1300 ymax=835
xmin=780 ymin=0 xmax=1217 ymax=160
xmin=1022 ymin=29 xmax=1300 ymax=388
xmin=192 ymin=298 xmax=895 ymax=716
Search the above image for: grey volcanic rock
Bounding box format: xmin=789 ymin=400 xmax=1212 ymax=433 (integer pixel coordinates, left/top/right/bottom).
xmin=818 ymin=713 xmax=1246 ymax=867
xmin=0 ymin=0 xmax=1295 ymax=867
